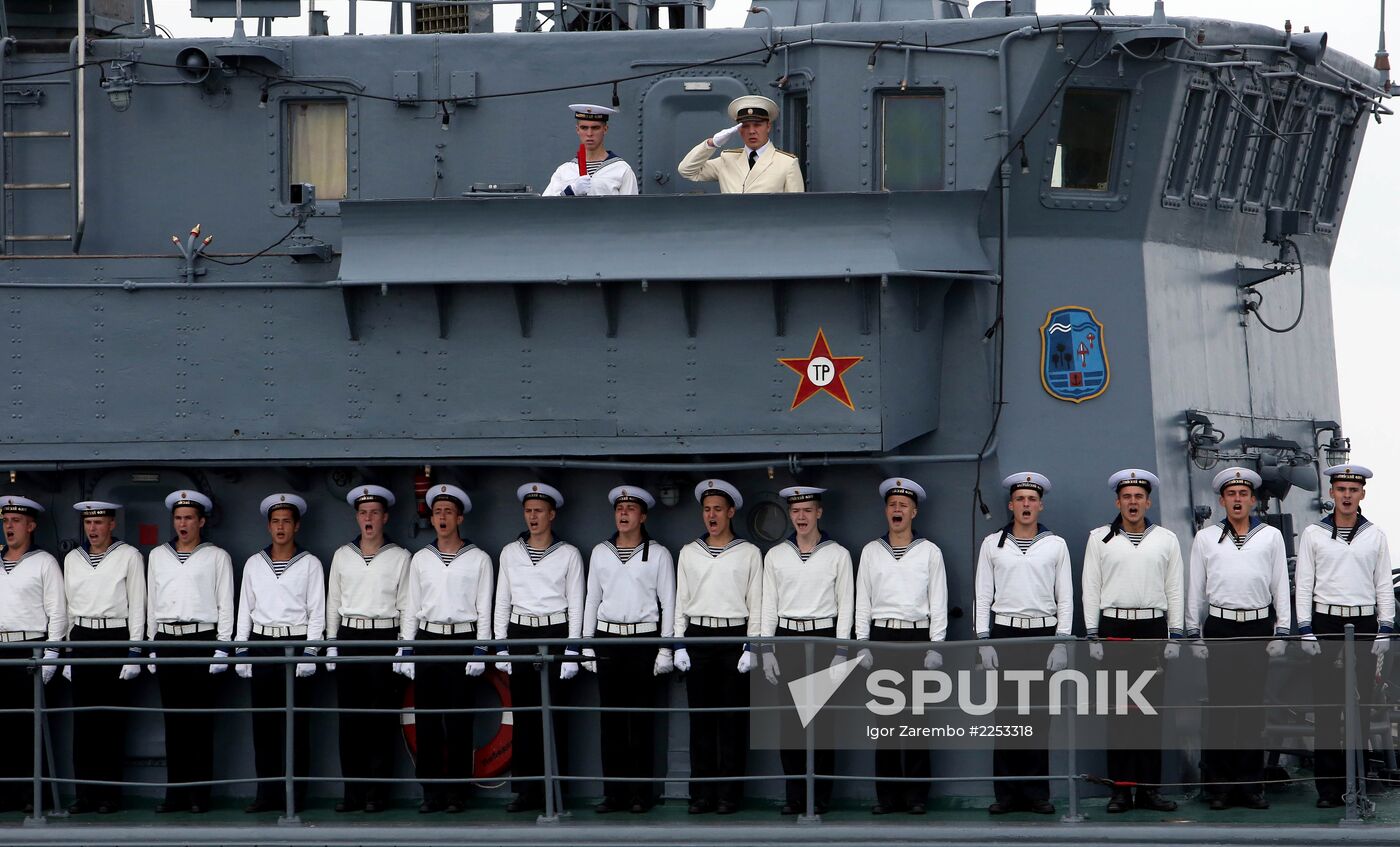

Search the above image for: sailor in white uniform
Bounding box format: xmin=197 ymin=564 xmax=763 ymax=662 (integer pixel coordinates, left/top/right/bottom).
xmin=1295 ymin=463 xmax=1394 ymax=808
xmin=854 ymin=478 xmax=947 ymax=815
xmin=233 ymin=493 xmax=325 ymax=814
xmin=761 ymin=485 xmax=853 ymax=816
xmin=1082 ymin=469 xmax=1183 ymax=814
xmin=145 ymin=490 xmax=234 ymax=814
xmin=541 ymin=104 xmax=639 ymax=196
xmin=583 ymin=485 xmax=676 ymax=813
xmin=678 ymin=95 xmax=805 ymax=194
xmin=974 ymin=472 xmax=1072 ymax=816
xmin=673 ymin=478 xmax=762 ymax=815
xmin=1186 ymin=467 xmax=1288 ymax=811
xmin=493 ymin=482 xmax=585 ymax=813
xmin=62 ymin=500 xmax=144 ymax=814
xmin=402 ymin=484 xmax=493 ymax=814
xmin=325 ymin=484 xmax=411 ymax=813
xmin=0 ymin=496 xmax=64 ymax=813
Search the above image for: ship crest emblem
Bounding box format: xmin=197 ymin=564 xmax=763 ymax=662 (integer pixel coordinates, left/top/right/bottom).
xmin=1040 ymin=305 xmax=1110 ymax=403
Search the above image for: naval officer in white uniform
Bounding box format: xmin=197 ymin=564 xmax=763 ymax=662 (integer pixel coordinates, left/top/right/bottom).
xmin=678 ymin=95 xmax=805 ymax=194
xmin=542 ymin=104 xmax=639 ymax=196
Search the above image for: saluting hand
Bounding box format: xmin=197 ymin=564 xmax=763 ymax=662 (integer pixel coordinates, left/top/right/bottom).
xmin=710 ymin=124 xmax=742 ymax=147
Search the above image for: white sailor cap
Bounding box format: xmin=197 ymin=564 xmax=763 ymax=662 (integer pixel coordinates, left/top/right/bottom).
xmin=1325 ymin=464 xmax=1373 ymax=484
xmin=728 ymin=95 xmax=779 ymax=123
xmin=1002 ymin=472 xmax=1052 ymax=495
xmin=879 ymin=477 xmax=926 ymax=503
xmin=608 ymin=485 xmax=655 ymax=511
xmin=0 ymin=495 xmax=43 ymax=517
xmin=517 ymin=482 xmax=564 ymax=509
xmin=347 ymin=485 xmax=395 ymax=509
xmin=569 ymin=103 xmax=617 ymax=122
xmin=73 ymin=500 xmax=121 ymax=518
xmin=1108 ymin=468 xmax=1159 ymax=493
xmin=1212 ymin=466 xmax=1262 ymax=494
xmin=426 ymin=484 xmax=472 ymax=514
xmin=779 ymin=485 xmax=826 ymax=504
xmin=260 ymin=493 xmax=308 ymax=519
xmin=694 ymin=479 xmax=743 ymax=510
xmin=165 ymin=489 xmax=213 ymax=514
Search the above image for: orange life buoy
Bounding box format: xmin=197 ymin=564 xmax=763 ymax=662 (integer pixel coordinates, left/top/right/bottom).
xmin=399 ymin=666 xmax=513 ymax=779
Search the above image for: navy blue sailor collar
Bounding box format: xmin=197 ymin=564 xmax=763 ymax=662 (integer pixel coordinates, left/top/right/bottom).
xmin=1217 ymin=515 xmax=1264 ymax=545
xmin=1320 ymin=512 xmax=1371 ymax=543
xmin=997 ymin=522 xmax=1053 ymax=549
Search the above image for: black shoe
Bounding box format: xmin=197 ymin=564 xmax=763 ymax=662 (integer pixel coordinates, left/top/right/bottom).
xmin=1239 ymin=794 xmax=1269 ymax=810
xmin=95 ymin=802 xmax=119 ymax=815
xmin=988 ymin=800 xmax=1015 ymax=815
xmin=66 ymin=800 xmax=94 ymax=815
xmin=506 ymin=795 xmax=542 ymax=813
xmin=908 ymin=803 xmax=926 ymax=815
xmin=1208 ymin=797 xmax=1228 ymax=811
xmin=1135 ymin=790 xmax=1176 ymax=812
xmin=687 ymin=799 xmax=714 ymax=814
xmin=1029 ymin=800 xmax=1056 ymax=814
xmin=594 ymin=799 xmax=621 ymax=814
xmin=363 ymin=801 xmax=383 ymax=814
xmin=334 ymin=800 xmax=363 ymax=813
xmin=1316 ymin=796 xmax=1343 ymax=809
xmin=419 ymin=801 xmax=445 ymax=814
xmin=780 ymin=803 xmax=799 ymax=815
xmin=716 ymin=801 xmax=739 ymax=815
xmin=1105 ymin=791 xmax=1132 ymax=814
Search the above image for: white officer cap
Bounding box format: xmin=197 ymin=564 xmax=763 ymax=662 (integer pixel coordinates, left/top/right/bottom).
xmin=779 ymin=485 xmax=826 ymax=503
xmin=879 ymin=477 xmax=926 ymax=503
xmin=1002 ymin=472 xmax=1052 ymax=495
xmin=260 ymin=493 xmax=308 ymax=520
xmin=694 ymin=479 xmax=743 ymax=510
xmin=165 ymin=489 xmax=213 ymax=514
xmin=346 ymin=485 xmax=395 ymax=509
xmin=569 ymin=103 xmax=617 ymax=122
xmin=426 ymin=484 xmax=472 ymax=514
xmin=0 ymin=495 xmax=44 ymax=516
xmin=1325 ymin=464 xmax=1373 ymax=484
xmin=1108 ymin=468 xmax=1160 ymax=493
xmin=728 ymin=95 xmax=779 ymax=123
xmin=517 ymin=482 xmax=564 ymax=509
xmin=73 ymin=500 xmax=121 ymax=518
xmin=608 ymin=485 xmax=655 ymax=511
xmin=1212 ymin=467 xmax=1262 ymax=494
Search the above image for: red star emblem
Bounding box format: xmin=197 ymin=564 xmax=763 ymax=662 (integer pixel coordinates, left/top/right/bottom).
xmin=778 ymin=328 xmax=863 ymax=411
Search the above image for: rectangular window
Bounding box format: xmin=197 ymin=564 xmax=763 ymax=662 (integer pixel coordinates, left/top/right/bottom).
xmin=1050 ymin=89 xmax=1125 ymax=191
xmin=286 ymin=100 xmax=348 ymax=201
xmin=879 ymin=92 xmax=944 ymax=191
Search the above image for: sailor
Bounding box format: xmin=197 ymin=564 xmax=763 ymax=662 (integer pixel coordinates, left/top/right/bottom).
xmin=1082 ymin=469 xmax=1183 ymax=814
xmin=492 ymin=482 xmax=585 ymax=813
xmin=233 ymin=494 xmax=325 ymax=814
xmin=673 ymin=478 xmax=762 ymax=815
xmin=677 ymin=95 xmax=805 ymax=194
xmin=1185 ymin=467 xmax=1287 ymax=811
xmin=401 ymin=484 xmax=493 ymax=814
xmin=583 ymin=485 xmax=676 ymax=814
xmin=0 ymin=496 xmax=64 ymax=814
xmin=760 ymin=485 xmax=854 ymax=816
xmin=325 ymin=484 xmax=412 ymax=813
xmin=973 ymin=472 xmax=1073 ymax=816
xmin=1295 ymin=463 xmax=1394 ymax=808
xmin=62 ymin=500 xmax=145 ymax=815
xmin=542 ymin=104 xmax=639 ymax=196
xmin=145 ymin=489 xmax=234 ymax=814
xmin=854 ymin=477 xmax=947 ymax=816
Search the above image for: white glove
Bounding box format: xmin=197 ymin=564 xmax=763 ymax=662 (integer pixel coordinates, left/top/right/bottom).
xmin=978 ymin=644 xmax=999 ymax=670
xmin=41 ymin=649 xmax=59 ymax=684
xmin=497 ymin=650 xmax=512 ymax=676
xmin=235 ymin=663 xmax=252 ymax=679
xmin=147 ymin=651 xmax=158 ymax=674
xmin=1163 ymin=641 xmax=1180 ymax=661
xmin=856 ymin=648 xmax=873 ymax=669
xmin=761 ymin=651 xmax=780 ymax=685
xmin=560 ymin=649 xmax=579 ymax=680
xmin=1089 ymin=640 xmax=1104 ymax=661
xmin=1046 ymin=643 xmax=1068 ymax=672
xmin=1190 ymin=640 xmax=1209 ymax=660
xmin=209 ymin=649 xmax=229 ymax=674
xmin=736 ymin=649 xmax=754 ymax=674
xmin=296 ymin=662 xmax=316 ymax=678
xmin=924 ymin=649 xmax=943 ymax=670
xmin=570 ymin=174 xmax=592 ymax=196
xmin=62 ymin=664 xmax=72 ymax=682
xmin=119 ymin=664 xmax=141 ymax=681
xmin=1265 ymin=639 xmax=1287 ymax=658
xmin=325 ymin=645 xmax=338 ymax=672
xmin=710 ymin=123 xmax=742 ymax=147
xmin=392 ymin=647 xmax=415 ymax=680
xmin=1373 ymin=636 xmax=1391 ymax=658
xmin=654 ymin=648 xmax=675 ymax=676
xmin=582 ymin=647 xmax=597 ymax=674
xmin=466 ymin=661 xmax=485 ymax=677
xmin=675 ymin=647 xmax=692 ymax=672
xmin=1301 ymin=635 xmax=1322 ymax=656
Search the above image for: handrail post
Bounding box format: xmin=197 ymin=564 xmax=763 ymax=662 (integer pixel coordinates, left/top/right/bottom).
xmin=1062 ymin=641 xmax=1083 ymax=822
xmin=279 ymin=646 xmax=300 ymax=825
xmin=800 ymin=638 xmax=818 ymax=822
xmin=537 ymin=655 xmax=559 ymax=823
xmin=1342 ymin=623 xmax=1363 ymax=823
xmin=26 ymin=647 xmax=45 ymax=825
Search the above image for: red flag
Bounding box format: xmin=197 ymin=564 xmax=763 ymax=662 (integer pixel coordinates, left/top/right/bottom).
xmin=577 ymin=144 xmax=588 ymax=177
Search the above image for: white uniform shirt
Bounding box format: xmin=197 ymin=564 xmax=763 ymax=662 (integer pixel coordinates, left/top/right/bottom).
xmin=63 ymin=541 xmax=146 ymax=641
xmin=1186 ymin=519 xmax=1291 ymax=638
xmin=492 ymin=536 xmax=586 ymax=640
xmin=235 ymin=548 xmax=327 ymax=642
xmin=855 ymin=536 xmax=948 ymax=641
xmin=1295 ymin=515 xmax=1395 ymax=630
xmin=973 ymin=527 xmax=1074 ymax=638
xmin=678 ymin=139 xmax=806 ymax=194
xmin=1081 ymin=522 xmax=1185 ymax=638
xmin=146 ymin=542 xmax=235 ymax=642
xmin=760 ymin=535 xmax=854 ymax=639
xmin=325 ymin=540 xmax=412 ymax=640
xmin=675 ymin=537 xmax=763 ymax=638
xmin=542 ymin=154 xmax=639 ymax=196
xmin=0 ymin=548 xmax=66 ymax=640
xmin=583 ymin=539 xmax=676 ymax=638
xmin=403 ymin=542 xmax=494 ymax=639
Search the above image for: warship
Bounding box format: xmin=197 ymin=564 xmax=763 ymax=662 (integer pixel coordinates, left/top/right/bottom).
xmin=0 ymin=0 xmax=1395 ymax=842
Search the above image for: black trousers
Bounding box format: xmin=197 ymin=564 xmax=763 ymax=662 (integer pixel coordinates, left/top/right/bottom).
xmin=1311 ymin=611 xmax=1379 ymax=801
xmin=0 ymin=640 xmax=40 ymax=811
xmin=776 ymin=624 xmax=836 ymax=810
xmin=414 ymin=630 xmax=477 ymax=806
xmin=1201 ymin=616 xmax=1272 ymax=800
xmin=990 ymin=623 xmax=1055 ymax=805
xmin=596 ymin=630 xmax=660 ymax=807
xmin=154 ymin=630 xmax=219 ymax=808
xmin=685 ymin=623 xmax=748 ymax=806
xmin=69 ymin=625 xmax=131 ymax=808
xmin=334 ymin=626 xmax=403 ymax=806
xmin=870 ymin=625 xmax=931 ymax=808
xmin=1098 ymin=616 xmax=1167 ymax=789
xmin=506 ymin=621 xmax=569 ymax=801
xmin=247 ymin=634 xmax=311 ymax=809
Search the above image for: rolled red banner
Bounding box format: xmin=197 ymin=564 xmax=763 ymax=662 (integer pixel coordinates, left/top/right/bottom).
xmin=577 ymin=143 xmax=588 ymax=177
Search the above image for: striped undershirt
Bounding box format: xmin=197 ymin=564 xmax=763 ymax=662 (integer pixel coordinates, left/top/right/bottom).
xmin=526 ymin=546 xmax=546 ymax=564
xmin=270 ymin=559 xmax=291 ymax=577
xmin=175 ymin=551 xmax=192 ymax=564
xmin=615 ymin=546 xmax=638 ymax=564
xmin=1336 ymin=526 xmax=1355 ymax=544
xmin=1 ymin=560 xmax=14 ymax=574
xmin=705 ymin=545 xmax=726 ymax=556
xmin=888 ymin=544 xmax=910 ymax=560
xmin=1121 ymin=530 xmax=1147 ymax=547
xmin=1011 ymin=537 xmax=1035 ymax=553
xmin=798 ymin=551 xmax=813 ymax=562
xmin=87 ymin=551 xmax=107 ymax=567
xmin=1231 ymin=534 xmax=1246 ymax=550
xmin=585 ymin=159 xmax=607 ymax=175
